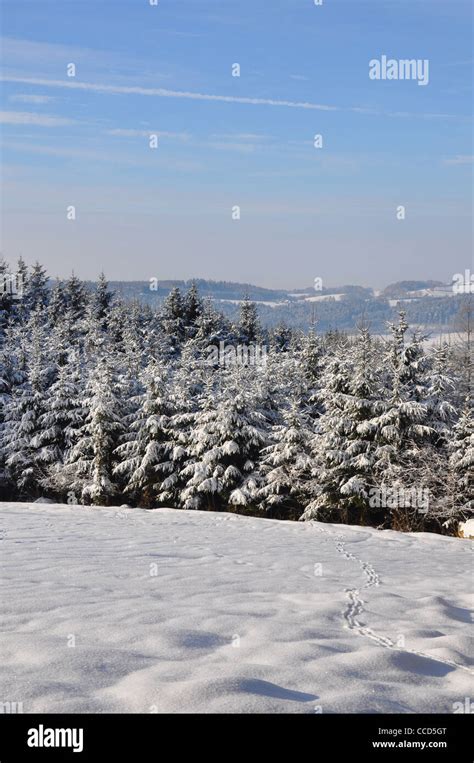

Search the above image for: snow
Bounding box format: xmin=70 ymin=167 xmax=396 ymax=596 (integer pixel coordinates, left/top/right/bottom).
xmin=217 ymin=299 xmax=281 ymax=308
xmin=304 ymin=293 xmax=345 ymax=302
xmin=1 ymin=502 xmax=472 ymax=714
xmin=459 ymin=519 xmax=474 ymax=539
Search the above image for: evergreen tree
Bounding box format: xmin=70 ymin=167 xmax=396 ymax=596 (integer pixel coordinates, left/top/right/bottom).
xmin=38 ymin=352 xmax=85 ymax=495
xmin=300 ymin=327 xmax=383 ymax=523
xmin=194 ymin=297 xmax=230 ymax=347
xmin=48 ymin=279 xmax=67 ymax=327
xmin=114 ymin=359 xmax=172 ymax=506
xmin=60 ymin=354 xmax=124 ymax=505
xmin=161 ymin=287 xmax=186 ymax=348
xmin=64 ymin=273 xmax=88 ymax=325
xmin=0 ymin=258 xmax=15 ymax=335
xmin=92 ymin=272 xmax=114 ymax=326
xmin=372 ymin=314 xmax=434 ymax=529
xmin=300 ymin=351 xmax=354 ymax=522
xmin=449 ymin=396 xmax=474 ymax=518
xmin=154 ymin=341 xmax=211 ymax=506
xmin=238 ymin=295 xmax=261 ymax=344
xmin=27 ymin=262 xmax=49 ymax=312
xmin=183 ymin=281 xmax=204 ymax=336
xmin=180 ymin=368 xmax=269 ymax=511
xmin=424 ymin=343 xmax=457 ymax=449
xmin=299 ymin=325 xmax=325 ymax=421
xmin=0 ymin=312 xmax=49 ymax=496
xmin=271 ymin=323 xmax=293 ymax=352
xmin=258 ymin=395 xmax=313 ymax=517
xmin=16 ymin=257 xmax=29 ymax=299
xmin=120 ymin=301 xmax=147 ymax=380
xmin=1 ymin=378 xmax=44 ymax=496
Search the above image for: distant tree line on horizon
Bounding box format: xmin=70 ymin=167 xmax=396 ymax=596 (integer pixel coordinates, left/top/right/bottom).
xmin=106 ymin=278 xmax=467 ymax=332
xmin=1 ymin=257 xmax=464 ymax=332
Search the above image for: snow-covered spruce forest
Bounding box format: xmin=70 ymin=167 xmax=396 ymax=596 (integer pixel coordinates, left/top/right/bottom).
xmin=0 ymin=261 xmax=472 ymax=534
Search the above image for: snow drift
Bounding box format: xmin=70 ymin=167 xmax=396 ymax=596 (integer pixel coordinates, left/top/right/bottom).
xmin=1 ymin=503 xmax=472 ymax=713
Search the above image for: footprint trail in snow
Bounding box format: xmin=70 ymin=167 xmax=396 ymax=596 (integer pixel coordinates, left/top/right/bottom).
xmin=311 ymin=523 xmax=473 ymax=675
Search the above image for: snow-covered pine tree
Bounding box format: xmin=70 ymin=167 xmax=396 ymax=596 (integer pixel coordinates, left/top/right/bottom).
xmin=372 ymin=313 xmax=434 ymax=530
xmin=179 ymin=366 xmax=269 ymax=511
xmin=449 ymin=395 xmax=474 ymax=519
xmin=48 ymin=279 xmax=67 ymax=327
xmin=161 ymin=287 xmax=186 ymax=350
xmin=85 ymin=288 xmax=125 ymax=373
xmin=60 ymin=353 xmax=124 ymax=505
xmin=0 ymin=314 xmax=29 ymax=495
xmin=15 ymin=257 xmax=29 ymax=298
xmin=37 ymin=350 xmax=85 ymax=497
xmin=337 ymin=329 xmax=383 ymax=520
xmin=194 ymin=296 xmax=231 ymax=349
xmin=452 ymin=299 xmax=473 ymax=409
xmin=120 ymin=301 xmax=148 ymax=380
xmin=183 ymin=281 xmax=204 ymax=338
xmin=425 ymin=342 xmax=457 ymax=447
xmin=114 ymin=358 xmax=172 ymax=506
xmin=0 ymin=311 xmax=49 ymax=496
xmin=0 ymin=258 xmax=16 ymax=335
xmin=302 ymin=327 xmax=383 ymax=523
xmin=91 ymin=272 xmax=114 ymax=328
xmin=10 ymin=257 xmax=30 ymax=322
xmin=154 ymin=339 xmax=211 ymax=506
xmin=300 ymin=353 xmax=351 ymax=522
xmin=271 ymin=323 xmax=293 ymax=353
xmin=299 ymin=324 xmax=325 ymax=421
xmin=300 ymin=329 xmax=382 ymax=524
xmin=0 ymin=318 xmax=28 ymax=393
xmin=143 ymin=304 xmax=174 ymax=364
xmin=26 ymin=261 xmax=49 ymax=313
xmin=257 ymin=393 xmax=314 ymax=518
xmin=445 ymin=300 xmax=474 ymax=524
xmin=64 ymin=273 xmax=88 ymax=326
xmin=238 ymin=295 xmax=261 ymax=344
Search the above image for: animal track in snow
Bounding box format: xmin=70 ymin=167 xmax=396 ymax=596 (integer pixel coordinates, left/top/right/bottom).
xmin=311 ymin=522 xmax=473 ymax=675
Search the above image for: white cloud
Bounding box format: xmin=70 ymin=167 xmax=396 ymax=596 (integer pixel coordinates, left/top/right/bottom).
xmin=0 ymin=37 xmax=119 ymax=70
xmin=2 ymin=140 xmax=204 ymax=172
xmin=1 ymin=75 xmax=467 ymax=121
xmin=2 ymin=141 xmax=129 ymax=162
xmin=0 ymin=110 xmax=74 ymax=126
xmin=210 ymin=132 xmax=271 ymax=142
xmin=207 ymin=141 xmax=257 ymax=154
xmin=106 ymin=128 xmax=190 ymax=140
xmin=1 ymin=37 xmax=171 ymax=84
xmin=0 ymin=75 xmax=339 ymax=112
xmin=9 ymin=94 xmax=55 ymax=104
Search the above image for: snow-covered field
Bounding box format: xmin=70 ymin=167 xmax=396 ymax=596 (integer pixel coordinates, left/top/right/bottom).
xmin=1 ymin=503 xmax=472 ymax=714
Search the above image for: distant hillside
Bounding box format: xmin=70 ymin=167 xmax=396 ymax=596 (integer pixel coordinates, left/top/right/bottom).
xmin=82 ymin=277 xmax=468 ymax=333
xmin=97 ymin=279 xmax=289 ymax=303
xmin=382 ymin=280 xmax=446 ymax=298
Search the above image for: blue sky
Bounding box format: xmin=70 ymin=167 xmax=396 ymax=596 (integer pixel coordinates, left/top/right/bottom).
xmin=1 ymin=0 xmax=472 ymax=288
